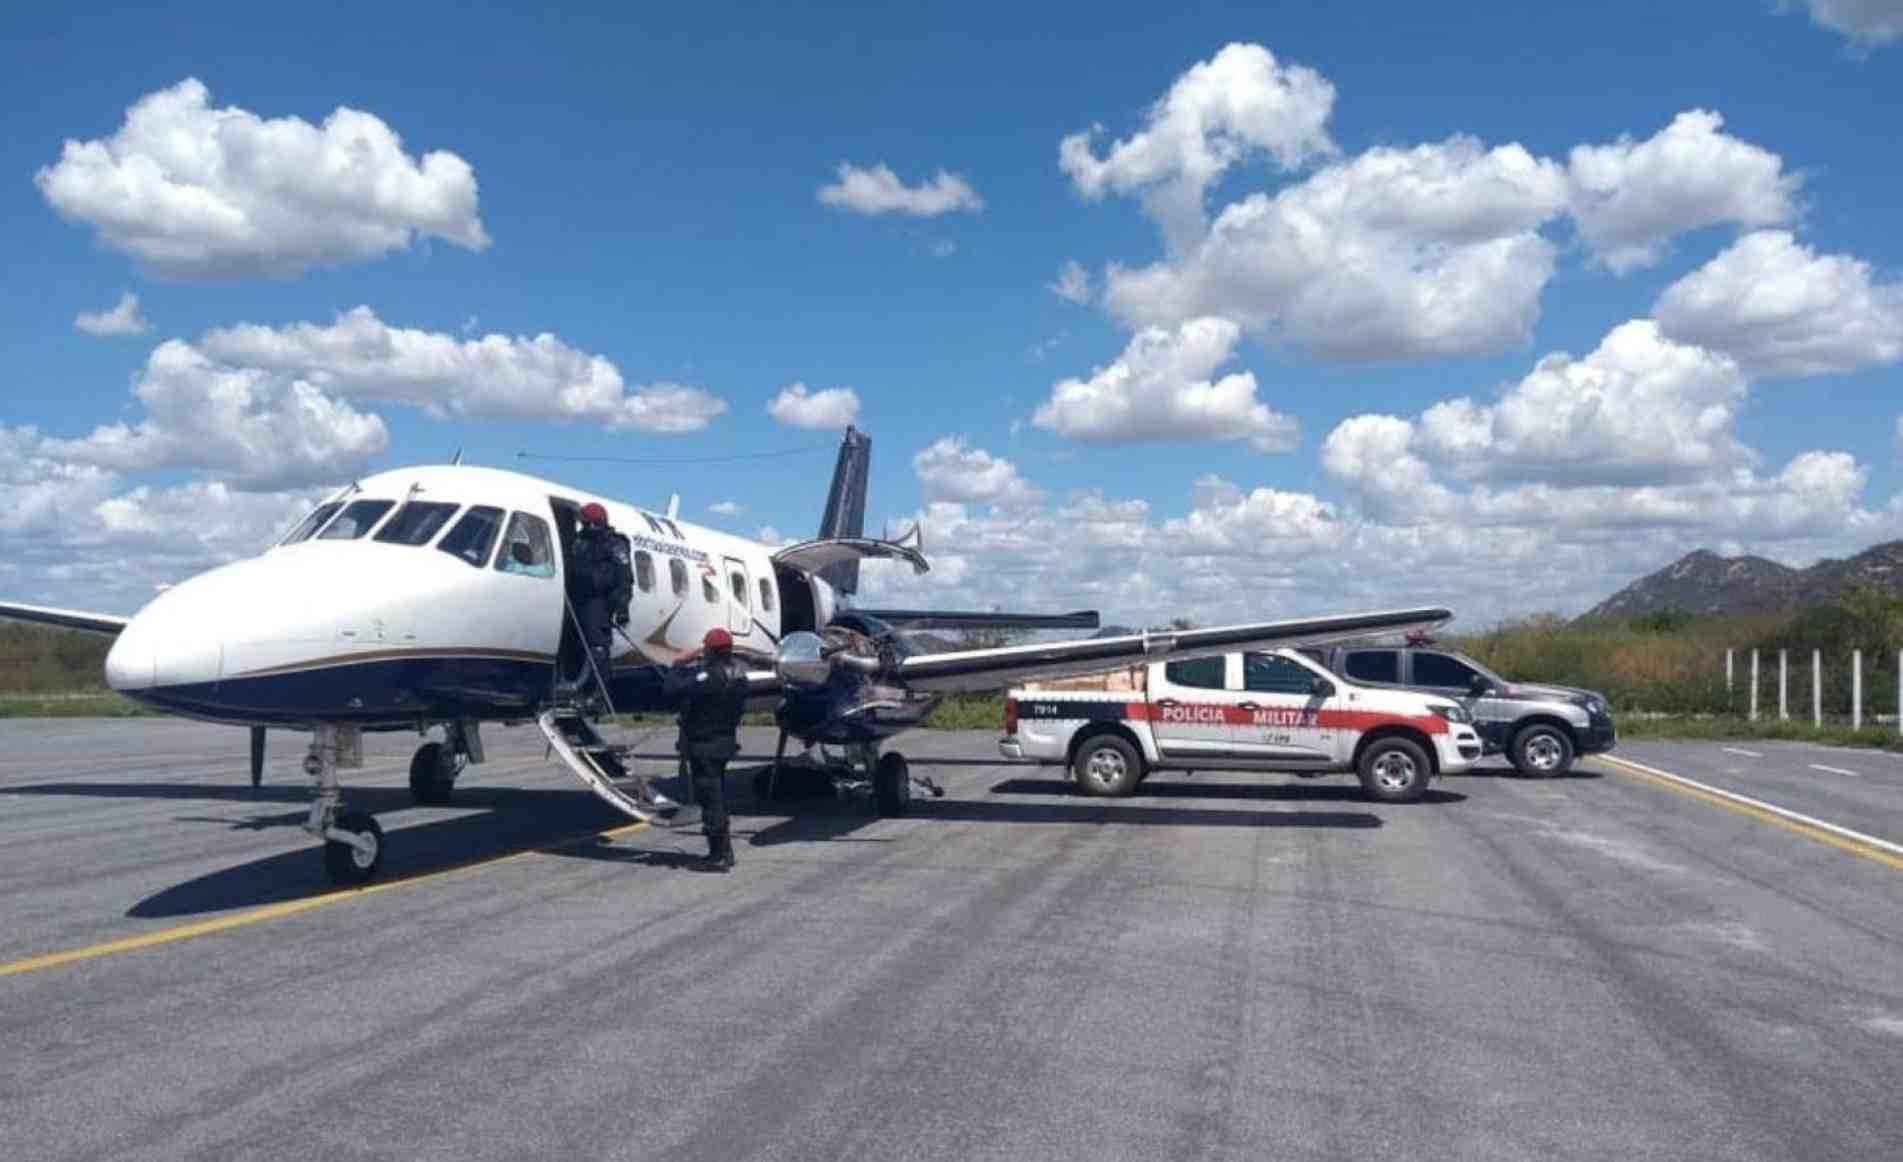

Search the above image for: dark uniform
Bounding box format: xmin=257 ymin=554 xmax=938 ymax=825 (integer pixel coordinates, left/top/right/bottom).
xmin=567 ymin=507 xmax=633 ymax=699
xmin=664 ymin=633 xmax=749 ymax=871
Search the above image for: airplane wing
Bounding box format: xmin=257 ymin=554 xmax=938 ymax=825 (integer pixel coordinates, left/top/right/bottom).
xmin=896 ymin=607 xmax=1452 ymax=694
xmin=853 ymin=608 xmax=1100 ymax=631
xmin=0 ymin=602 xmax=130 ymax=636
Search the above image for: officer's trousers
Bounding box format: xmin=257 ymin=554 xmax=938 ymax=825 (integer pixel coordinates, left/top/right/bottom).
xmin=688 ymin=754 xmax=730 ymax=842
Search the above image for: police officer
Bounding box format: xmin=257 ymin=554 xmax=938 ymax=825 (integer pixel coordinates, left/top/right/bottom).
xmin=664 ymin=627 xmax=749 ymax=872
xmin=565 ymin=502 xmax=633 ymax=706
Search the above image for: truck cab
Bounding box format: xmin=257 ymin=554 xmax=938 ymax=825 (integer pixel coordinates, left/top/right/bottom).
xmin=1304 ymin=644 xmax=1615 ymax=777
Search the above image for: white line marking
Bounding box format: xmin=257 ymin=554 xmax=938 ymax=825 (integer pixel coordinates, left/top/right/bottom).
xmin=1603 ymin=756 xmax=1903 ymax=858
xmin=1810 ymin=764 xmax=1860 ymax=778
xmin=1720 ymin=747 xmax=1762 ymax=758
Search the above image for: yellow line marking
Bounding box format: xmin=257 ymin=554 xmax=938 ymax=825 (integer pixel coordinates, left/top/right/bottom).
xmin=1593 ymin=754 xmax=1903 ymax=872
xmin=0 ymin=821 xmax=649 ymax=979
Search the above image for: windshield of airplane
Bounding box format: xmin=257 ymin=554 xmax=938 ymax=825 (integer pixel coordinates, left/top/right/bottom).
xmin=438 ymin=505 xmax=504 ymax=568
xmin=374 ymin=501 xmax=461 ymax=547
xmin=279 ymin=501 xmax=343 ymax=545
xmin=314 ymin=499 xmax=396 ymax=541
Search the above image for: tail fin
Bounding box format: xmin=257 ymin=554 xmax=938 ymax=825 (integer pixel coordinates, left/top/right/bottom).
xmin=815 ymin=426 xmax=871 ymax=595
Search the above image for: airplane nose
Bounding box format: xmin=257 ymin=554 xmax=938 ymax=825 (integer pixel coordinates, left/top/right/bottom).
xmin=106 ymin=591 xmax=225 ymax=692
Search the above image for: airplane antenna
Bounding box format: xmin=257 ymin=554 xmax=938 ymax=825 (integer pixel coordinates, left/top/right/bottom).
xmin=449 ymin=447 xmax=464 ymax=466
xmin=665 ymin=493 xmax=681 ymax=520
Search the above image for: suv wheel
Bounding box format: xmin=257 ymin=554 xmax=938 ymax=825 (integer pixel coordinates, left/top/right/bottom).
xmin=1073 ymin=733 xmax=1143 ymax=797
xmin=1511 ymin=724 xmax=1574 ymax=778
xmin=1357 ymin=737 xmax=1431 ymax=804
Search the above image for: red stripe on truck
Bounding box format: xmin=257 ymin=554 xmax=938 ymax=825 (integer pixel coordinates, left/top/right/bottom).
xmin=1127 ymin=701 xmax=1447 ymax=734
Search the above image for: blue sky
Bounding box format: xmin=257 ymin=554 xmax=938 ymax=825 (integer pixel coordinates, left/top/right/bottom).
xmin=3 ymin=1 xmax=1901 ymax=624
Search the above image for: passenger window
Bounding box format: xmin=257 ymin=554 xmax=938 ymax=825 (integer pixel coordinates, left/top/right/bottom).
xmin=1164 ymin=656 xmax=1226 ymax=690
xmin=670 ymin=558 xmax=688 ymax=597
xmin=1412 ymin=652 xmax=1477 ymax=689
xmin=729 ymin=571 xmax=748 ymax=606
xmin=702 ymin=572 xmax=719 ymax=604
xmin=1344 ymin=650 xmax=1400 ymax=684
xmin=281 ymin=501 xmax=342 ymax=544
xmin=437 ymin=506 xmax=504 ymax=568
xmin=1244 ymin=653 xmax=1320 ymax=695
xmin=635 ymin=551 xmax=655 ymax=593
xmin=494 ymin=512 xmax=556 ymax=578
xmin=758 ymin=578 xmax=775 ymax=612
xmin=375 ymin=501 xmax=460 ymax=546
xmin=315 ymin=499 xmax=395 ymax=540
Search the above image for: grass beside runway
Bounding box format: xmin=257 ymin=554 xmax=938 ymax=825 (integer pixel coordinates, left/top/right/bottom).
xmin=1617 ymin=714 xmax=1903 ymax=752
xmin=0 ymin=693 xmax=151 ymax=718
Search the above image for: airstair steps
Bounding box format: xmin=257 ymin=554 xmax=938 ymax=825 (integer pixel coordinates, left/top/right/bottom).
xmin=536 ymin=709 xmax=696 ymax=828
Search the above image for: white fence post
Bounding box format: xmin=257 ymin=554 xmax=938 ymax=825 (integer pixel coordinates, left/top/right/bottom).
xmin=1897 ymin=650 xmax=1901 ymax=736
xmin=1852 ymin=649 xmax=1863 ymax=732
xmin=1726 ymin=648 xmax=1735 ymax=693
xmin=1779 ymin=649 xmax=1789 ymax=720
xmin=1749 ymin=649 xmax=1760 ymax=721
xmin=1813 ymin=649 xmax=1822 ymax=728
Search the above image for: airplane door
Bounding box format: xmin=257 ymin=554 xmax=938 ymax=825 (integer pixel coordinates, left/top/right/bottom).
xmin=1148 ymin=654 xmax=1245 ymax=758
xmin=1236 ymin=652 xmax=1335 ymax=763
xmin=721 ymin=556 xmax=751 ymax=636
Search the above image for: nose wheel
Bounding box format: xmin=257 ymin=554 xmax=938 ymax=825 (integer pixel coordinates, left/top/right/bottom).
xmin=322 ymin=811 xmax=384 ymax=884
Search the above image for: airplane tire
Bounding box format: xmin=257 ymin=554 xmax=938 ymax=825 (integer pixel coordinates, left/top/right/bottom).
xmin=409 ymin=743 xmax=457 ymax=806
xmin=874 ymin=752 xmax=912 ymax=817
xmin=1357 ymin=737 xmax=1431 ymax=804
xmin=323 ymin=811 xmax=384 ymax=884
xmin=1073 ymin=733 xmax=1142 ymax=797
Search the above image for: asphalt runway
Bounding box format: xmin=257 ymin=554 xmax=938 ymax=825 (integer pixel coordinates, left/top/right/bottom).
xmin=2 ymin=721 xmax=1900 ymax=1161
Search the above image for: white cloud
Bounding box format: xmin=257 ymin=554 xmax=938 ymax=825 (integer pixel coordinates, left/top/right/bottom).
xmin=912 ymin=436 xmax=1041 ymax=508
xmin=1032 ymin=317 xmax=1298 ymax=451
xmin=1795 ymin=0 xmax=1903 ymax=47
xmin=1565 ymin=110 xmax=1798 ymax=273
xmin=36 ymin=78 xmax=488 ymax=279
xmin=201 ymin=307 xmax=725 ymax=432
xmin=1413 ymin=319 xmax=1751 ymax=486
xmin=817 ymin=162 xmax=983 ymax=217
xmin=74 ymin=291 xmax=150 ymax=337
xmin=1060 ymin=42 xmax=1336 ymax=250
xmin=766 ymin=382 xmax=860 ymax=430
xmin=43 ymin=339 xmax=388 ymax=490
xmin=1050 ymin=260 xmax=1093 ymax=304
xmin=1102 ymin=136 xmax=1568 ymax=360
xmin=708 ymin=500 xmax=743 ymax=516
xmin=1654 ymin=230 xmax=1903 ymax=377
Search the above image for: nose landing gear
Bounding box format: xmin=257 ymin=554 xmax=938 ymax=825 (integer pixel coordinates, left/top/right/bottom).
xmin=304 ymin=725 xmax=383 ymax=885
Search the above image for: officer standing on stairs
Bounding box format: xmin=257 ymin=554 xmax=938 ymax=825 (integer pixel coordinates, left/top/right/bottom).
xmin=664 ymin=628 xmax=750 ymax=872
xmin=564 ymin=502 xmax=633 ymax=707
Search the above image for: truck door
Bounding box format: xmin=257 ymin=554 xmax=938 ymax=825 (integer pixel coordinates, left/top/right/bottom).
xmin=1236 ymin=652 xmax=1336 ymax=764
xmin=1148 ymin=654 xmax=1246 ymax=759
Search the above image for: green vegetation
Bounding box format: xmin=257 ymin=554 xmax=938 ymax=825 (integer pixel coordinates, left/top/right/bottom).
xmin=1616 ymin=714 xmax=1903 ymax=752
xmin=0 ymin=622 xmax=115 ymax=695
xmin=0 ymin=693 xmax=151 ymax=718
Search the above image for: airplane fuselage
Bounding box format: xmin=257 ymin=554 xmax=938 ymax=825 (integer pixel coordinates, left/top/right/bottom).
xmin=105 ymin=464 xmax=831 ymax=729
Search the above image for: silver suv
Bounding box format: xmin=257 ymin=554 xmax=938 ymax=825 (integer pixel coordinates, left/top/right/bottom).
xmin=1304 ymin=645 xmax=1615 ymax=777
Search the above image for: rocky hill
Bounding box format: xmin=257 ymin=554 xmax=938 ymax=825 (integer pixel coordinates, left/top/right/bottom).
xmin=1584 ymin=541 xmax=1903 ymax=620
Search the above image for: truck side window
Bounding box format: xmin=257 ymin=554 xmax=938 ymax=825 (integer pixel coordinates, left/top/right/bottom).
xmin=1243 ymin=653 xmax=1318 ymax=694
xmin=1412 ymin=652 xmax=1477 ymax=689
xmin=1344 ymin=650 xmax=1399 ymax=684
xmin=1163 ymin=656 xmax=1226 ymax=690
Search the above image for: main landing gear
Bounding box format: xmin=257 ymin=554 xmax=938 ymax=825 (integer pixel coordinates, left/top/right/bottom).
xmin=756 ymin=736 xmax=944 ymax=817
xmin=304 ymin=725 xmax=383 ymax=885
xmin=408 ymin=720 xmax=482 ymax=806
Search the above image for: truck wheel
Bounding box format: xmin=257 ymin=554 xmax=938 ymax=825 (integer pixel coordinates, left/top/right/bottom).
xmin=1511 ymin=724 xmax=1574 ymax=778
xmin=1073 ymin=734 xmax=1142 ymax=797
xmin=1357 ymin=737 xmax=1430 ymax=804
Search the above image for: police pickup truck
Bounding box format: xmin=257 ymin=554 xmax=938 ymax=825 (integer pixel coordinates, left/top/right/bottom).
xmin=999 ymin=648 xmax=1483 ymax=803
xmin=1300 ymin=643 xmax=1615 ymax=777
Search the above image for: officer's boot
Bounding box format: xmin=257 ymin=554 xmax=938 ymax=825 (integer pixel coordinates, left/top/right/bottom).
xmin=695 ymin=829 xmax=734 ymax=872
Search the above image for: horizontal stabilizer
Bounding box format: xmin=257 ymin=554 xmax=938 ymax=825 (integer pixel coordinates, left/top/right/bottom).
xmin=855 ymin=609 xmax=1100 ymax=631
xmin=0 ymin=602 xmax=130 ymax=636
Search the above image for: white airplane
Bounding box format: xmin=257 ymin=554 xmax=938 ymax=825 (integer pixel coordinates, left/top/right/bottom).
xmin=0 ymin=427 xmax=1450 ymax=884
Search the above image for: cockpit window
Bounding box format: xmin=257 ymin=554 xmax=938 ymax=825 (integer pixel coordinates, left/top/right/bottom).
xmin=437 ymin=505 xmax=504 ymax=568
xmin=374 ymin=501 xmax=461 ymax=547
xmin=315 ymin=499 xmax=396 ymax=541
xmin=495 ymin=512 xmax=556 ymax=578
xmin=280 ymin=501 xmax=343 ymax=545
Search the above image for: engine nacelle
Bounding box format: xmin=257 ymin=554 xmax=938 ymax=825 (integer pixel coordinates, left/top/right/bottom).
xmin=775 ymin=631 xmax=831 ymax=689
